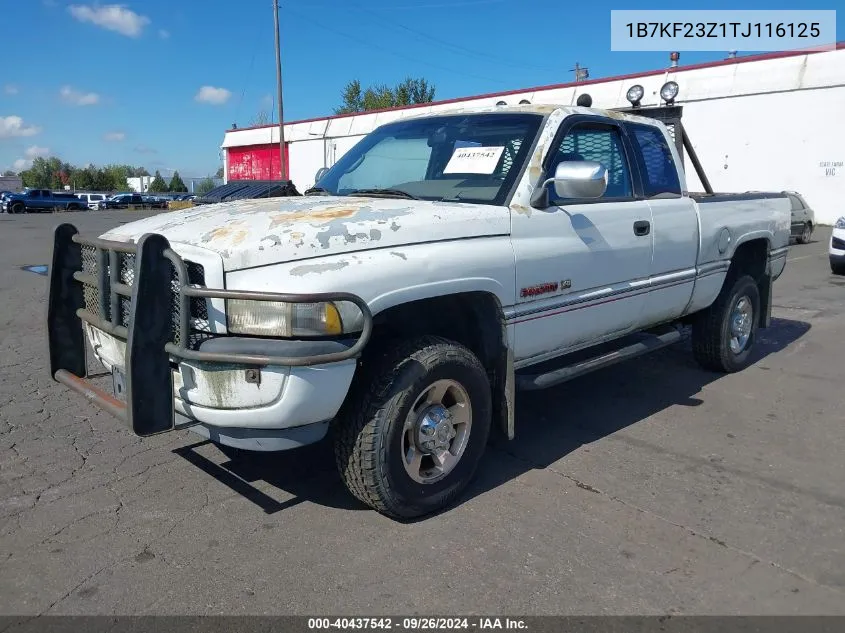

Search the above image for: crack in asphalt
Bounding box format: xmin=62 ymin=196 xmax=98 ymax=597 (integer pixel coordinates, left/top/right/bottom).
xmin=488 ymin=442 xmax=844 ymax=595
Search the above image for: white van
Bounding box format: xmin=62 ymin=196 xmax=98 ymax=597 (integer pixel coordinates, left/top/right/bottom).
xmin=76 ymin=193 xmax=106 ymax=210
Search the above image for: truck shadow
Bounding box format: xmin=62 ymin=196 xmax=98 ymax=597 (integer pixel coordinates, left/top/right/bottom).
xmin=458 ymin=316 xmax=811 ymax=512
xmin=173 ymin=436 xmax=363 ymax=514
xmin=172 ymin=317 xmax=810 ymax=517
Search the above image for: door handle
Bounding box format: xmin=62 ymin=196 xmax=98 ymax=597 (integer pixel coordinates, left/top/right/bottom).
xmin=633 ymin=220 xmax=651 ymax=236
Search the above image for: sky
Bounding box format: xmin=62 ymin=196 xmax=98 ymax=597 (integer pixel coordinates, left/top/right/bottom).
xmin=1 ymin=0 xmax=841 ymax=178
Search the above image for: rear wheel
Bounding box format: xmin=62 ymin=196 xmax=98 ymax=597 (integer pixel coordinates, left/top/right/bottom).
xmin=333 ymin=335 xmax=492 ymax=520
xmin=797 ymin=222 xmax=813 ymax=244
xmin=692 ymin=274 xmax=761 ymax=373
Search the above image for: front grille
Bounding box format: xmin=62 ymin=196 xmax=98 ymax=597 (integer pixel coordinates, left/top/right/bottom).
xmin=80 ymin=244 xmax=211 ymax=347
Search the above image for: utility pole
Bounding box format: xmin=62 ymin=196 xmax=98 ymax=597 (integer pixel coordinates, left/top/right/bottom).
xmin=273 ymin=0 xmax=286 ymax=181
xmin=571 ymin=62 xmax=589 ymax=82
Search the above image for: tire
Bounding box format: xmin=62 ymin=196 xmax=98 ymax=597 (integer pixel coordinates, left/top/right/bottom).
xmin=831 ymin=261 xmax=845 ymax=276
xmin=796 ymin=222 xmax=813 ymax=244
xmin=10 ymin=202 xmax=24 ymax=214
xmin=692 ymin=274 xmax=761 ymax=373
xmin=333 ymin=335 xmax=492 ymax=520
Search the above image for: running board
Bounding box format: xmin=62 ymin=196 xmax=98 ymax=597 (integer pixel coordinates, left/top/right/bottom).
xmin=515 ymin=326 xmax=684 ymax=391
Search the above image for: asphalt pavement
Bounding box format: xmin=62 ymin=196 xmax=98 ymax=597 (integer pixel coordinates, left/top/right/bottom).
xmin=1 ymin=210 xmax=844 ymax=615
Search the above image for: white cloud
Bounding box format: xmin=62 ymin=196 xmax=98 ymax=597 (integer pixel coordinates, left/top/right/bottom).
xmin=158 ymin=29 xmax=170 ymax=39
xmin=0 ymin=116 xmax=41 ymax=138
xmin=9 ymin=146 xmax=51 ymax=172
xmin=195 ymin=86 xmax=232 ymax=105
xmin=104 ymin=131 xmax=126 ymax=141
xmin=68 ymin=4 xmax=150 ymax=38
xmin=4 ymin=85 xmax=19 ymax=95
xmin=60 ymin=85 xmax=100 ymax=106
xmin=25 ymin=146 xmax=50 ymax=159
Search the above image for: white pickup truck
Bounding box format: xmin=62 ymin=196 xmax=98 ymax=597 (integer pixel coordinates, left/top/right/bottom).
xmin=47 ymin=99 xmax=790 ymax=519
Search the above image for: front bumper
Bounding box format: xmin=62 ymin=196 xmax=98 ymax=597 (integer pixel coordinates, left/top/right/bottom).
xmin=47 ymin=223 xmax=372 ymax=439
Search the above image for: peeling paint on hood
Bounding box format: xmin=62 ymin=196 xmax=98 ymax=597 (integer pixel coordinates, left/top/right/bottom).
xmin=99 ymin=195 xmax=510 ymax=271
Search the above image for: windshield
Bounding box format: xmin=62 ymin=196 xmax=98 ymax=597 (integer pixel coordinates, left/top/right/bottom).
xmin=314 ymin=113 xmax=543 ymax=206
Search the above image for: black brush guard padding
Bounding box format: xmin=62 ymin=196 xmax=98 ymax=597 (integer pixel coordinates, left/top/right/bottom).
xmin=47 ymin=223 xmax=373 ymax=437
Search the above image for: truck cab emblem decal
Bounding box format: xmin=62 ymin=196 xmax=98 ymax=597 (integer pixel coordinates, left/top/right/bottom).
xmin=521 ymin=282 xmax=559 ymax=298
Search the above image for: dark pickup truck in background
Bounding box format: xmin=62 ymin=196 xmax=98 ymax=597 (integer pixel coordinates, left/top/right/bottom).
xmin=1 ymin=189 xmax=87 ymax=213
xmin=97 ymin=193 xmax=145 ymax=209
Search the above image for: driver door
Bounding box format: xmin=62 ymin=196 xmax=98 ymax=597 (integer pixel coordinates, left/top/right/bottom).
xmin=510 ymin=117 xmax=654 ymax=365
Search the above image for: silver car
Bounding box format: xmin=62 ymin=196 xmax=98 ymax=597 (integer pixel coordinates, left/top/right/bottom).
xmin=785 ymin=191 xmax=815 ymax=244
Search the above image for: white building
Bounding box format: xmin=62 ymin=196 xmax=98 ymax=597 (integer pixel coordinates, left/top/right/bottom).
xmin=127 ymin=176 xmax=154 ymax=193
xmin=221 ymin=44 xmax=845 ymax=224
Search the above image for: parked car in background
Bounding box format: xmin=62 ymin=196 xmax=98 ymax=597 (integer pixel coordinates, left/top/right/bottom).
xmin=98 ymin=193 xmax=144 ymax=210
xmin=76 ymin=193 xmax=106 ymax=210
xmin=830 ymin=217 xmax=845 ymax=275
xmin=2 ymin=189 xmax=86 ymax=213
xmin=786 ymin=191 xmax=815 ymax=244
xmin=142 ymin=195 xmax=168 ymax=209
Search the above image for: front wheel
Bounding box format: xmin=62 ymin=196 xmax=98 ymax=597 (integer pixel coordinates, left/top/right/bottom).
xmin=10 ymin=202 xmax=24 ymax=214
xmin=333 ymin=336 xmax=492 ymax=520
xmin=831 ymin=260 xmax=845 ymax=276
xmin=692 ymin=274 xmax=761 ymax=373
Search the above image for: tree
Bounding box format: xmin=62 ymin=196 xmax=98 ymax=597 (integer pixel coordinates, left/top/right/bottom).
xmin=93 ymin=168 xmax=115 ymax=192
xmin=69 ymin=164 xmax=96 ymax=191
xmin=148 ymin=170 xmax=169 ymax=193
xmin=195 ymin=178 xmax=216 ymax=195
xmin=168 ymin=170 xmax=187 ymax=193
xmin=20 ymin=157 xmax=61 ymax=189
xmin=215 ymin=166 xmax=224 ymax=179
xmin=335 ymin=77 xmax=435 ymax=114
xmin=336 ymin=80 xmax=363 ymax=114
xmin=2 ymin=169 xmax=15 ymax=177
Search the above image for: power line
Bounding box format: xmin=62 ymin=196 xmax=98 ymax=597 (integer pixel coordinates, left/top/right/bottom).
xmin=309 ymin=0 xmax=507 ymax=9
xmin=234 ymin=31 xmax=260 ymax=122
xmin=284 ymin=6 xmax=510 ymax=86
xmin=343 ymin=0 xmax=558 ymax=73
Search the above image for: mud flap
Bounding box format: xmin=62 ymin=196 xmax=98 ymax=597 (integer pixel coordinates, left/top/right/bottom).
xmin=758 ymin=270 xmax=773 ymax=329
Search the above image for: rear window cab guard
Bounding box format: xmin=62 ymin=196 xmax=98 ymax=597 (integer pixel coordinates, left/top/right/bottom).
xmin=46 ymin=223 xmax=373 ymax=437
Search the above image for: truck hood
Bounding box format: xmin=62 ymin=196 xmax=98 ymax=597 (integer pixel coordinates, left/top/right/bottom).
xmin=100 ymin=195 xmax=508 ymax=271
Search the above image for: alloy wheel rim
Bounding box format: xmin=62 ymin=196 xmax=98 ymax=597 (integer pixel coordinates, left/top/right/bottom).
xmin=401 ymin=379 xmax=472 ymax=484
xmin=729 ymin=295 xmax=753 ymax=354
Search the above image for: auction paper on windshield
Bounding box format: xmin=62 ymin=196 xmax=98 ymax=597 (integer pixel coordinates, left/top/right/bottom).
xmin=443 ymin=146 xmax=505 ymax=174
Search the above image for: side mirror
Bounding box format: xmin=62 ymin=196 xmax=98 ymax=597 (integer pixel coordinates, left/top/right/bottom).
xmin=314 ymin=167 xmax=329 ymax=182
xmin=529 ymin=161 xmax=608 ymax=209
xmin=547 ymin=161 xmax=608 ymax=199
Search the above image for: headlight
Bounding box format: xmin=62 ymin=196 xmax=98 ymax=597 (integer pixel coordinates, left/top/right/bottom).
xmin=226 ymin=299 xmax=362 ymax=337
xmin=835 ymin=217 xmax=845 ymax=229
